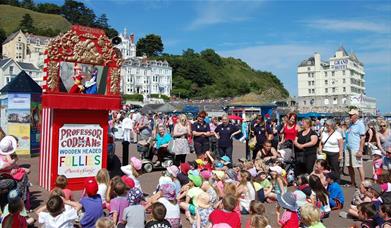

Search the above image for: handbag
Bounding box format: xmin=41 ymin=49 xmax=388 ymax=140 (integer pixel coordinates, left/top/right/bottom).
xmin=168 ymin=139 xmax=175 ymax=154
xmin=318 ymin=131 xmax=335 ymax=159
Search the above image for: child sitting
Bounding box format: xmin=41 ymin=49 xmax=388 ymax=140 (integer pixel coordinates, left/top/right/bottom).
xmin=372 ymin=149 xmax=383 ymax=181
xmin=209 ymin=194 xmax=241 ymax=228
xmin=356 ymin=202 xmax=377 ymax=228
xmin=2 ymin=190 xmax=27 ymax=227
xmin=276 ymin=192 xmax=299 ymax=228
xmin=325 ymin=172 xmax=344 ymax=210
xmin=380 ymin=204 xmax=391 ymax=227
xmin=110 ymin=181 xmax=130 ymax=225
xmin=80 ymin=178 xmax=104 ymax=228
xmin=55 ymin=175 xmax=73 ymax=200
xmin=189 ymin=192 xmax=213 ymax=228
xmin=96 ymin=168 xmax=110 ymax=205
xmin=268 ymin=166 xmax=286 ymax=201
xmin=122 ymin=187 xmax=145 ymax=228
xmin=145 ymin=202 xmax=172 ymax=228
xmin=245 ymin=200 xmax=266 ymax=228
xmin=300 ymin=204 xmax=326 ymax=228
xmin=37 ymin=195 xmax=81 ymax=227
xmin=95 ymin=217 xmax=115 ymax=228
xmin=178 ymin=174 xmax=204 ymax=218
xmin=120 ymin=156 xmax=143 ymax=191
xmin=1 ymin=189 xmax=34 ymax=225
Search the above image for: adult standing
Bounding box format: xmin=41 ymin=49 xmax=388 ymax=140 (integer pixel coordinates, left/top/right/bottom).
xmin=214 ymin=115 xmax=241 ymax=162
xmin=251 ymin=116 xmax=271 ymax=160
xmin=294 ymin=118 xmax=319 ymax=175
xmin=345 ymin=109 xmax=366 ymax=187
xmin=192 ymin=111 xmax=211 ymax=158
xmin=319 ymin=119 xmax=343 ymax=181
xmin=364 ymin=121 xmax=377 ymax=155
xmin=280 ymin=113 xmax=300 ymax=144
xmin=376 ymin=120 xmax=391 ymax=154
xmin=172 ymin=114 xmax=191 ymax=166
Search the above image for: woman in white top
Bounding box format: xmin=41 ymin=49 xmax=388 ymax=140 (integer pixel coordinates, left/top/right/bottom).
xmin=319 ymin=119 xmax=343 ymax=181
xmin=237 ymin=170 xmax=256 ymax=214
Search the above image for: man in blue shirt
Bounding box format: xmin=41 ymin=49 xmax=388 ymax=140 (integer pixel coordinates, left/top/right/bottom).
xmin=345 ymin=109 xmax=366 ymax=187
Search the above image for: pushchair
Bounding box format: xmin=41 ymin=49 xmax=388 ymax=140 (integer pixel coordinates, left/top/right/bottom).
xmin=277 ymin=140 xmax=295 ymax=185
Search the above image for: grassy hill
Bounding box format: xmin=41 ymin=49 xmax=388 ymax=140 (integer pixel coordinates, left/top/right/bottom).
xmin=0 ymin=5 xmax=71 ymax=36
xmin=157 ymin=50 xmax=289 ymax=101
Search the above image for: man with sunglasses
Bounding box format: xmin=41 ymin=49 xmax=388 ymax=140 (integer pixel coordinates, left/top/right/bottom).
xmin=345 ymin=109 xmax=366 ymax=187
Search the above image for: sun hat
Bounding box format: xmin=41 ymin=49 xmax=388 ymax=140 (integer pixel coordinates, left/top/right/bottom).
xmin=130 ymin=157 xmax=142 ymax=170
xmin=180 ymin=162 xmax=190 ymax=175
xmin=348 ymin=109 xmax=359 ymax=115
xmin=127 ymin=187 xmax=143 ymax=205
xmin=160 ymin=183 xmax=176 ymax=201
xmin=196 ymin=192 xmax=210 ymax=209
xmin=293 ymin=190 xmax=307 ymax=207
xmin=158 ymin=176 xmax=172 ymax=186
xmin=166 ymin=165 xmax=179 ymax=177
xmin=8 ymin=189 xmax=21 ymax=203
xmin=220 ymin=156 xmax=231 ymax=164
xmin=0 ymin=136 xmax=17 ymax=155
xmin=269 ymin=165 xmax=283 ymax=175
xmin=200 ymin=170 xmax=212 ymax=180
xmin=372 ymin=149 xmax=383 ymax=157
xmin=188 ymin=169 xmax=200 ymax=177
xmin=85 ymin=177 xmax=98 ymax=196
xmin=188 ymin=174 xmax=202 ymax=187
xmin=277 ymin=192 xmax=298 ymax=212
xmin=247 ymin=167 xmax=257 ymax=177
xmin=213 ymin=161 xmax=224 ymax=169
xmin=195 ymin=159 xmax=204 ymax=166
xmin=212 ymin=170 xmax=225 ymax=180
xmin=226 ymin=169 xmax=238 ymax=181
xmin=121 ymin=175 xmax=135 ymax=189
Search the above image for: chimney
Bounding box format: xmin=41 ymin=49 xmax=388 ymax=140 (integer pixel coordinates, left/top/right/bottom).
xmin=130 ymin=34 xmax=134 ymax=44
xmin=314 ymin=52 xmax=321 ymax=70
xmin=123 ymin=28 xmax=127 ymax=37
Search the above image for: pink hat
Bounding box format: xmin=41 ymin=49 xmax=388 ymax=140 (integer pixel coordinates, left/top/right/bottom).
xmin=200 ymin=170 xmax=212 ymax=180
xmin=166 ymin=165 xmax=179 ymax=177
xmin=130 ymin=157 xmax=142 ymax=171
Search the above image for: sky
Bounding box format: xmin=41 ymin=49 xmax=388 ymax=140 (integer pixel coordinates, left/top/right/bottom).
xmin=39 ymin=0 xmax=391 ymax=112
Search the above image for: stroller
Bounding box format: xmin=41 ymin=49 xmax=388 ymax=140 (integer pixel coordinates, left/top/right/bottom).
xmin=137 ymin=138 xmax=174 ymax=173
xmin=277 ymin=140 xmax=295 ymax=185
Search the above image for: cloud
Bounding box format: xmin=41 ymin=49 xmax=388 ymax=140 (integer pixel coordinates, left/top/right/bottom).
xmin=187 ymin=0 xmax=263 ymax=30
xmin=303 ymin=19 xmax=390 ymax=33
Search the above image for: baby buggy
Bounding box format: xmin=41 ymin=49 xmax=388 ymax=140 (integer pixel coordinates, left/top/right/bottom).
xmin=277 ymin=140 xmax=295 ymax=185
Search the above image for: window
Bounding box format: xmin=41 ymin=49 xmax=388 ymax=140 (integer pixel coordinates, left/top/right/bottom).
xmin=308 ymin=81 xmax=311 ymax=86
xmin=307 ymin=67 xmax=310 ymax=71
xmin=9 ymin=66 xmax=14 ymax=75
xmin=307 ymin=73 xmax=311 ymax=78
xmin=342 ymin=70 xmax=345 ymax=76
xmin=312 ymin=81 xmax=315 ymax=86
xmin=324 ymin=99 xmax=329 ymax=105
xmin=332 ymin=71 xmax=335 ymax=76
xmin=343 ymin=78 xmax=346 ymax=83
xmin=325 ymin=80 xmax=328 ymax=85
xmin=332 ymin=87 xmax=336 ymax=93
xmin=18 ymin=37 xmax=21 ymax=42
xmin=325 ymin=88 xmax=328 ymax=93
xmin=308 ymin=89 xmax=311 ymax=94
xmin=304 ymin=100 xmax=307 ymax=105
xmin=343 ymin=87 xmax=346 ymax=92
xmin=324 ymin=72 xmax=327 ymax=77
xmin=333 ymin=98 xmax=338 ymax=104
xmin=312 ymin=89 xmax=315 ymax=94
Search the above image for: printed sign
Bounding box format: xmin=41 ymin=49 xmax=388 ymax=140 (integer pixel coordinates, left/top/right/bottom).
xmin=333 ymin=59 xmax=348 ymax=70
xmin=58 ymin=124 xmax=103 ymax=178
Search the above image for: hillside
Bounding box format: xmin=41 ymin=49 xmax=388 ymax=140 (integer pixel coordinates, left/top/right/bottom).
xmin=0 ymin=5 xmax=71 ymax=35
xmin=157 ymin=49 xmax=289 ymax=101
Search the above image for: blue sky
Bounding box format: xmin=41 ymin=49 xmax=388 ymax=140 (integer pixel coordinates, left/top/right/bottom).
xmin=40 ymin=0 xmax=391 ymax=112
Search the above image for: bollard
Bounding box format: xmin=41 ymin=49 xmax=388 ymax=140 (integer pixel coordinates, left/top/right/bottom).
xmin=122 ymin=141 xmax=130 ymax=166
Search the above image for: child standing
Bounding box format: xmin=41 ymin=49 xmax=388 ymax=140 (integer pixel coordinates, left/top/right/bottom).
xmin=110 ymin=181 xmax=130 ymax=225
xmin=145 ymin=202 xmax=172 ymax=228
xmin=276 ymin=192 xmax=299 ymax=228
xmin=80 ymin=178 xmax=104 ymax=228
xmin=55 ymin=175 xmax=73 ymax=201
xmin=372 ymin=149 xmax=383 ymax=181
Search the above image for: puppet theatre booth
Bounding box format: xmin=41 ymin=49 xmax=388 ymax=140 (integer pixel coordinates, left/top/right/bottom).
xmin=39 ymin=25 xmax=122 ymax=191
xmin=0 ymin=70 xmax=42 ymax=156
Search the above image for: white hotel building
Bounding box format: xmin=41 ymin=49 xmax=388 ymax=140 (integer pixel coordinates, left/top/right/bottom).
xmin=297 ymin=47 xmax=376 ymax=115
xmin=117 ymin=29 xmax=172 ymax=98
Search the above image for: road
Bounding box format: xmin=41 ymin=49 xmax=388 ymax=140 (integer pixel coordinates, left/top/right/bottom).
xmin=23 ymin=140 xmax=369 ymax=227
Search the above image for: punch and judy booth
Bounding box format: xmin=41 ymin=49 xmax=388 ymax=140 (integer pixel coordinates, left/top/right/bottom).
xmin=39 ymin=25 xmax=122 ymax=191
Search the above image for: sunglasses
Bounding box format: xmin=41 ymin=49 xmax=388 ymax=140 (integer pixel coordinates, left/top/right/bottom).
xmin=381 ymin=125 xmax=387 ymax=127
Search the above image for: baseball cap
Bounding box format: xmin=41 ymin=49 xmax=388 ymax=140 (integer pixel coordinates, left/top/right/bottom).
xmin=85 ymin=178 xmax=98 ymax=196
xmin=348 ymin=109 xmax=359 ymax=115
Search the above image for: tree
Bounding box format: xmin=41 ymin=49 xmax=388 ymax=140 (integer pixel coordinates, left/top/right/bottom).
xmin=36 ymin=3 xmax=62 ymax=14
xmin=95 ymin=14 xmax=109 ymax=28
xmin=136 ymin=34 xmax=164 ymax=57
xmin=62 ymin=0 xmax=96 ymax=26
xmin=0 ymin=0 xmax=19 ymax=6
xmin=21 ymin=0 xmax=34 ymax=9
xmin=18 ymin=13 xmax=35 ymax=33
xmin=104 ymin=27 xmax=118 ymax=38
xmin=200 ymin=48 xmax=222 ymax=66
xmin=0 ymin=28 xmax=7 ymax=56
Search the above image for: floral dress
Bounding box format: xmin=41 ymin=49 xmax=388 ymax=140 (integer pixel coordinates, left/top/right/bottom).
xmin=193 ymin=207 xmax=213 ymax=228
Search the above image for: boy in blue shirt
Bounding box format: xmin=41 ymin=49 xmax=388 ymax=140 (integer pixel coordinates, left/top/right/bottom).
xmin=80 ymin=178 xmax=103 ymax=228
xmin=325 ymin=172 xmax=345 ymax=209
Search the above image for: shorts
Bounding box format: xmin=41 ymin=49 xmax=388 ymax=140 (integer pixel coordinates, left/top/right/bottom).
xmin=194 ymin=141 xmax=210 ymax=155
xmin=345 ymin=148 xmax=363 ymax=168
xmin=188 ymin=204 xmax=196 ymax=215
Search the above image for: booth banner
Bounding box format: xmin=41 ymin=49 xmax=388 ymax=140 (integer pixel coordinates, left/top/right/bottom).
xmin=58 ymin=124 xmax=103 ymax=178
xmin=8 ymin=123 xmax=30 ymax=155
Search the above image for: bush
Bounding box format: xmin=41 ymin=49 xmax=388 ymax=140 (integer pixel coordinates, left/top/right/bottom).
xmin=122 ymin=94 xmax=143 ymax=102
xmin=150 ymin=93 xmax=170 ymax=101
